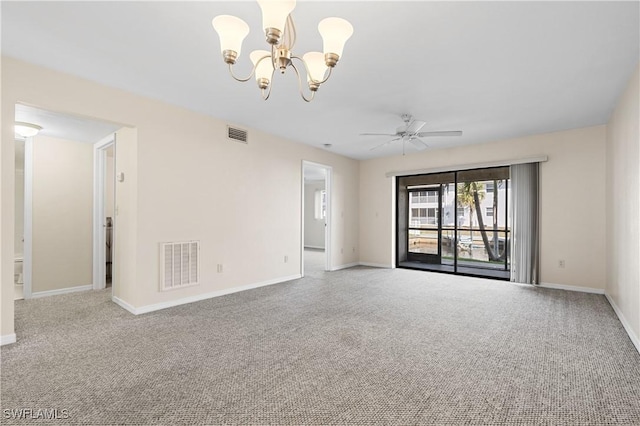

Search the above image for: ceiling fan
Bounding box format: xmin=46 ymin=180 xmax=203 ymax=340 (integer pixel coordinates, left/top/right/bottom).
xmin=360 ymin=114 xmax=463 ymax=152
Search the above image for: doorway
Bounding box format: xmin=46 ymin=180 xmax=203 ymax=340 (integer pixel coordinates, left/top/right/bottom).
xmin=16 ymin=103 xmax=121 ymax=298
xmin=301 ymin=161 xmax=332 ymax=275
xmin=93 ymin=135 xmax=116 ymax=290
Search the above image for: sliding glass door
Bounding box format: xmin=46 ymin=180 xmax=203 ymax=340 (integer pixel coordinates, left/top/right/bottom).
xmin=456 ymin=171 xmax=510 ymax=273
xmin=397 ymin=167 xmax=511 ymax=280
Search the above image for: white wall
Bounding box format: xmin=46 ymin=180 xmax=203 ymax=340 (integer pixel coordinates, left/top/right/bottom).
xmin=304 ymin=180 xmax=326 ymax=249
xmin=605 ymin=63 xmax=639 ymax=347
xmin=359 ymin=125 xmax=607 ymax=290
xmin=1 ymin=58 xmax=360 ymax=330
xmin=31 ymin=135 xmax=93 ymax=292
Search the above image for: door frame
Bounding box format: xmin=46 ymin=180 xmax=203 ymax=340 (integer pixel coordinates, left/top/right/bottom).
xmin=92 ymin=134 xmax=115 ymax=290
xmin=301 ymin=161 xmax=332 ymax=276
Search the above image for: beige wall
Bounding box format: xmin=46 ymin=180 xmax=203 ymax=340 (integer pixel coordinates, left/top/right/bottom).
xmin=304 ymin=180 xmax=326 ymax=249
xmin=1 ymin=58 xmax=360 ymax=332
xmin=606 ymin=63 xmax=640 ymax=342
xmin=359 ymin=125 xmax=607 ymax=290
xmin=31 ymin=135 xmax=93 ymax=292
xmin=112 ymin=127 xmax=138 ymax=306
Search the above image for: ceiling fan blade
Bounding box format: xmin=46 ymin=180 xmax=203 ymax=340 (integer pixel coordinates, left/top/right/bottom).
xmin=369 ymin=138 xmax=400 ymax=151
xmin=406 ymin=120 xmax=426 ymax=134
xmin=416 ymin=130 xmax=463 ymax=137
xmin=408 ymin=138 xmax=428 ymax=151
xmin=360 ymin=133 xmax=398 ymax=137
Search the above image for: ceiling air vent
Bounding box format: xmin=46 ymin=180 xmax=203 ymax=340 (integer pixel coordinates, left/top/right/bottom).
xmin=227 ymin=126 xmax=248 ymax=144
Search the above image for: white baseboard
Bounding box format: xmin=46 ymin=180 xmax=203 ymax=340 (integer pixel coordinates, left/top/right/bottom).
xmin=31 ymin=284 xmax=93 ymax=299
xmin=304 ymin=245 xmax=325 ymax=250
xmin=359 ymin=262 xmax=393 ymax=269
xmin=605 ymin=293 xmax=640 ymax=354
xmin=112 ymin=274 xmax=303 ymax=315
xmin=1 ymin=333 xmax=17 ymax=346
xmin=330 ymin=262 xmax=359 ymax=271
xmin=112 ymin=296 xmax=137 ymax=315
xmin=538 ymin=282 xmax=605 ymax=294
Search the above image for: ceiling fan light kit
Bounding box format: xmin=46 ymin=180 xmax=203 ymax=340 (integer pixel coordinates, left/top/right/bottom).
xmin=212 ymin=0 xmax=353 ymax=102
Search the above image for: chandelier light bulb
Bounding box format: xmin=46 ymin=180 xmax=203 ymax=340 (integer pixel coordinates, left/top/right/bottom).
xmin=302 ymin=52 xmax=328 ymax=83
xmin=212 ymin=15 xmax=250 ymax=62
xmin=250 ymin=50 xmax=274 ymax=88
xmin=318 ymin=17 xmax=354 ymax=65
xmin=257 ymin=0 xmax=296 ymax=44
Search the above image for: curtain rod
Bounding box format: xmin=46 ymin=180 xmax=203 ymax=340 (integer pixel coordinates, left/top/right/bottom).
xmin=385 ymin=156 xmax=548 ymax=178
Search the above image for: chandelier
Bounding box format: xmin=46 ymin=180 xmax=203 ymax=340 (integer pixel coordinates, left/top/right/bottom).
xmin=212 ymin=0 xmax=353 ymax=102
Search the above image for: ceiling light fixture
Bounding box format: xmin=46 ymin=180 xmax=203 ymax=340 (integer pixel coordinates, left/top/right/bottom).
xmin=14 ymin=122 xmax=42 ymax=138
xmin=212 ymin=0 xmax=353 ymax=102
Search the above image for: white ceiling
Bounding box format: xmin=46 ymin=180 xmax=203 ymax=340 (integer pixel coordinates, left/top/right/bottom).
xmin=2 ymin=1 xmax=638 ymax=160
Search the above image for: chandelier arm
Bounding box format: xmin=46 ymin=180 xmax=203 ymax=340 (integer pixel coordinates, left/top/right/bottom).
xmin=229 ymin=55 xmax=272 ymax=83
xmin=318 ymin=66 xmax=332 ymax=85
xmin=290 ymin=62 xmax=315 ymax=103
xmin=291 ymin=55 xmax=333 ymax=85
xmin=228 ymin=63 xmax=256 ymax=83
xmin=260 ymin=67 xmax=276 ymax=101
xmin=271 ymin=44 xmax=278 ymax=70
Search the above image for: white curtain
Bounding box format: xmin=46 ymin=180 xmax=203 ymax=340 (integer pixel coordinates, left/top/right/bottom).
xmin=510 ymin=163 xmax=539 ymax=284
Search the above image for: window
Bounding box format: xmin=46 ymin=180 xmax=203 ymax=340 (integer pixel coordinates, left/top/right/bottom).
xmin=427 ymin=208 xmax=438 ymax=224
xmin=412 ymin=208 xmax=427 ymax=218
xmin=410 ymin=190 xmax=438 ymax=204
xmin=486 ymin=207 xmax=494 ymax=217
xmin=486 ymin=182 xmax=494 ymax=193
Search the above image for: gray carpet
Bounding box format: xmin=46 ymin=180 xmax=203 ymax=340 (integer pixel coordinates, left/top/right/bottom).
xmin=2 ymin=266 xmax=639 ymax=425
xmin=304 ymin=248 xmax=325 ymax=274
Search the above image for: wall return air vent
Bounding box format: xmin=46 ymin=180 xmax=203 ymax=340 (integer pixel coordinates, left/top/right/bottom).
xmin=160 ymin=241 xmax=199 ymax=291
xmin=227 ymin=126 xmax=248 ymax=143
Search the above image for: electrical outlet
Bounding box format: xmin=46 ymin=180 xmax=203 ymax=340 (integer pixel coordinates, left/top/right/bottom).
xmin=341 ymin=248 xmax=344 ymax=254
xmin=352 ymin=247 xmax=356 ymax=253
xmin=217 ymin=264 xmax=223 ymax=273
xmin=284 ymin=255 xmax=288 ymax=263
xmin=558 ymin=260 xmax=565 ymax=268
